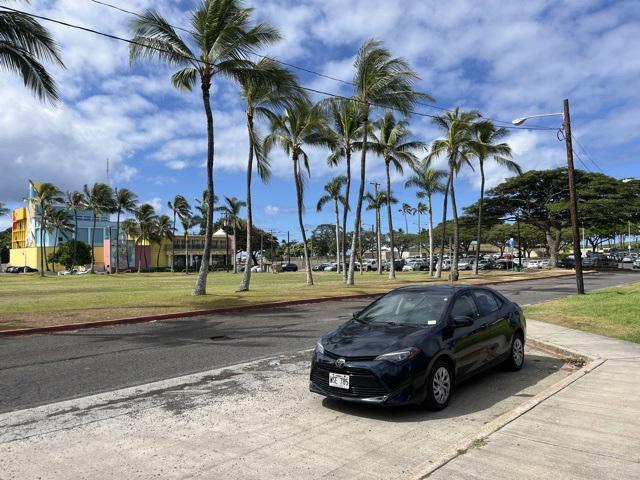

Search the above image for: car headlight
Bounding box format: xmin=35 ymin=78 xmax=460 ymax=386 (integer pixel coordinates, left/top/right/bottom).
xmin=315 ymin=340 xmax=324 ymax=355
xmin=375 ymin=347 xmax=421 ymax=362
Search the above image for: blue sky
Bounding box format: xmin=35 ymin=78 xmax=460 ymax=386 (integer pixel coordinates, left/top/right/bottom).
xmin=1 ymin=0 xmax=639 ymax=242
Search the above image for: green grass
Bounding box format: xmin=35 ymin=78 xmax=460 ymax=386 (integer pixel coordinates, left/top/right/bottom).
xmin=525 ymin=282 xmax=640 ymax=343
xmin=0 ymin=269 xmax=569 ymax=330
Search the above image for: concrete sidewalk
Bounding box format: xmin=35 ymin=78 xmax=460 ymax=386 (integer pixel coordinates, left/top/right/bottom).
xmin=420 ymin=320 xmax=640 ymax=480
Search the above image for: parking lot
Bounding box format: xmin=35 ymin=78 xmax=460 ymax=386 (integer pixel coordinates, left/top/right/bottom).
xmin=0 ymin=346 xmax=575 ymax=480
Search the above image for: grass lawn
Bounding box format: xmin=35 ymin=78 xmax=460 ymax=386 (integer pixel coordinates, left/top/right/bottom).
xmin=0 ymin=269 xmax=572 ymax=330
xmin=525 ymin=282 xmax=640 ymax=343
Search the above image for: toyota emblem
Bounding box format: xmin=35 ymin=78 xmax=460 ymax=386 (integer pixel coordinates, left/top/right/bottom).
xmin=335 ymin=358 xmax=346 ymax=369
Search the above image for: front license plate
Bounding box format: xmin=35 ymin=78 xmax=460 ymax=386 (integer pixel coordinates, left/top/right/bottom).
xmin=329 ymin=372 xmax=349 ymax=390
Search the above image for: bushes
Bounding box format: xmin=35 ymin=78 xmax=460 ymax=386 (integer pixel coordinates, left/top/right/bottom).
xmin=48 ymin=240 xmax=92 ymax=269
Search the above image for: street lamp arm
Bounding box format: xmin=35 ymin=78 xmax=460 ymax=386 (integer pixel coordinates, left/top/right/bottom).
xmin=511 ymin=112 xmax=564 ymax=126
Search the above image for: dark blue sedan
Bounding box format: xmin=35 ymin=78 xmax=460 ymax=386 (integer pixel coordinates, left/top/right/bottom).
xmin=310 ymin=285 xmax=526 ymax=410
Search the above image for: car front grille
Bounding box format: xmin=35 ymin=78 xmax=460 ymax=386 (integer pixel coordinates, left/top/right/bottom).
xmin=311 ymin=367 xmax=388 ymax=398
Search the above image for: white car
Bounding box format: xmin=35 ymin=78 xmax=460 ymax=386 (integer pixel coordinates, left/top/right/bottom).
xmin=457 ymin=259 xmax=472 ymax=270
xmin=250 ymin=265 xmax=265 ymax=272
xmin=526 ymin=260 xmax=543 ymax=269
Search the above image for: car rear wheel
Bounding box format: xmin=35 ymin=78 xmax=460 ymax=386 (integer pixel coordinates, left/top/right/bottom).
xmin=424 ymin=359 xmax=453 ymax=411
xmin=505 ymin=333 xmax=525 ymax=371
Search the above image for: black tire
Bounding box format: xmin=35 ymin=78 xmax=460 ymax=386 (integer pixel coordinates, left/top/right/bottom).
xmin=423 ymin=359 xmax=453 ymax=411
xmin=505 ymin=332 xmax=525 ymax=371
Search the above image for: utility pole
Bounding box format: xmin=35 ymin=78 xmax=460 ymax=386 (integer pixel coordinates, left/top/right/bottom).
xmin=260 ymin=231 xmax=264 ymax=271
xmin=563 ymin=98 xmax=585 ymax=294
xmin=287 ymin=230 xmax=290 ymax=264
xmin=628 ymin=221 xmax=632 ymax=255
xmin=516 ymin=215 xmax=522 ymax=269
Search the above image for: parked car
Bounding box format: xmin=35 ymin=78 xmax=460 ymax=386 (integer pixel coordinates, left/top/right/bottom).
xmin=525 ymin=259 xmax=543 ymax=269
xmin=324 ymin=263 xmax=339 ymax=272
xmin=310 ymin=285 xmax=526 ymax=410
xmin=250 ymin=265 xmax=265 ymax=272
xmin=474 ymin=259 xmax=495 ymax=270
xmin=363 ymin=259 xmax=378 ymax=271
xmin=281 ymin=263 xmax=298 ymax=272
xmin=457 ymin=259 xmax=472 ymax=270
xmin=402 ymin=261 xmax=424 ymax=272
xmin=494 ymin=260 xmax=515 ymax=270
xmin=384 ymin=259 xmax=406 ymax=271
xmin=312 ymin=263 xmax=332 ymax=271
xmin=5 ymin=266 xmax=19 ymax=273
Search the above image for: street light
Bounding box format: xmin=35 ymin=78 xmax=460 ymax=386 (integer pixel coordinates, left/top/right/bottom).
xmin=513 ymin=99 xmax=585 ymax=294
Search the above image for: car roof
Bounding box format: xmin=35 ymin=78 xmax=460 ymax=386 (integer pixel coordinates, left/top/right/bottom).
xmin=393 ymin=284 xmax=472 ymax=294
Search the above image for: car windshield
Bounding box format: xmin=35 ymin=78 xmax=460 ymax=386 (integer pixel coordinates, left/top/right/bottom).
xmin=356 ymin=291 xmax=448 ymax=326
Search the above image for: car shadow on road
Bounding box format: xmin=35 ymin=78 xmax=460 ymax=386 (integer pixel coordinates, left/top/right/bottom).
xmin=319 ymin=353 xmax=566 ymax=423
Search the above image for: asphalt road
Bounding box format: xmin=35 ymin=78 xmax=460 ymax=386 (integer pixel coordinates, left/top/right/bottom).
xmin=1 ymin=270 xmax=638 ymax=413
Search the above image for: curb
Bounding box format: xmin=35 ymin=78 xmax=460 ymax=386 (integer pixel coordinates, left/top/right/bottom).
xmin=402 ymin=352 xmax=603 ymax=480
xmin=0 ymin=270 xmax=589 ymax=336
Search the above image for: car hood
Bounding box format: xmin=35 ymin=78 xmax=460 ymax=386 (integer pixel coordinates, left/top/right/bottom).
xmin=322 ymin=319 xmax=428 ymax=357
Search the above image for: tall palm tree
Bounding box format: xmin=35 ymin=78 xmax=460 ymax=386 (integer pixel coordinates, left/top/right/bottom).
xmin=180 ymin=213 xmax=195 ymax=274
xmin=48 ymin=208 xmax=73 ymax=272
xmin=415 ymin=201 xmax=428 ymax=257
xmin=121 ymin=218 xmax=138 ymax=270
xmin=82 ymin=183 xmax=115 ymax=273
xmin=216 ymin=196 xmax=246 ymax=274
xmin=153 ymin=214 xmax=173 ymax=269
xmin=65 ymin=190 xmax=85 ymax=268
xmin=134 ymin=203 xmax=157 ymax=273
xmin=426 ymin=108 xmax=480 ymax=280
xmin=369 ymin=112 xmax=424 ymax=279
xmin=346 ymin=39 xmax=429 ymax=285
xmin=130 ymin=0 xmax=280 ymax=295
xmin=167 ymin=194 xmax=190 ymax=273
xmin=405 ymin=159 xmax=447 ymax=276
xmin=265 ymin=100 xmax=334 ymax=286
xmin=322 ymin=98 xmax=363 ymax=281
xmin=193 ymin=190 xmax=218 ymax=235
xmin=365 ymin=190 xmax=396 ymax=275
xmin=29 ymin=181 xmax=62 ymax=276
xmin=400 ymin=203 xmax=413 ymax=233
xmin=0 ymin=2 xmax=64 ymax=103
xmin=471 ymin=120 xmax=519 ymax=274
xmin=316 ymin=176 xmax=347 ymax=274
xmin=114 ymin=188 xmax=138 ymax=273
xmin=237 ymin=58 xmax=307 ymax=292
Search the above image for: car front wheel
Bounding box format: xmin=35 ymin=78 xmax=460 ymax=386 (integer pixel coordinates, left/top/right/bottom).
xmin=424 ymin=359 xmax=453 ymax=411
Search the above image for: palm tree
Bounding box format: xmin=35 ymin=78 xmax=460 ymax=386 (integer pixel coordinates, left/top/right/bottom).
xmin=322 ymin=98 xmax=363 ymax=281
xmin=180 ymin=213 xmax=195 ymax=274
xmin=114 ymin=188 xmax=138 ymax=273
xmin=369 ymin=112 xmax=424 ymax=279
xmin=121 ymin=218 xmax=138 ymax=270
xmin=193 ymin=190 xmax=218 ymax=234
xmin=48 ymin=208 xmax=73 ymax=272
xmin=153 ymin=214 xmax=173 ymax=269
xmin=237 ymin=58 xmax=307 ymax=292
xmin=405 ymin=159 xmax=447 ymax=276
xmin=0 ymin=2 xmax=65 ymax=103
xmin=346 ymin=39 xmax=429 ymax=285
xmin=400 ymin=203 xmax=414 ymax=234
xmin=471 ymin=120 xmax=519 ymax=274
xmin=130 ymin=0 xmax=280 ymax=295
xmin=316 ymin=176 xmax=347 ymax=274
xmin=167 ymin=194 xmax=190 ymax=273
xmin=29 ymin=181 xmax=63 ymax=276
xmin=415 ymin=202 xmax=428 ymax=256
xmin=82 ymin=183 xmax=115 ymax=273
xmin=426 ymin=108 xmax=480 ymax=280
xmin=265 ymin=100 xmax=334 ymax=286
xmin=65 ymin=191 xmax=85 ymax=268
xmin=134 ymin=203 xmax=157 ymax=273
xmin=216 ymin=196 xmax=246 ymax=274
xmin=365 ymin=190 xmax=396 ymax=275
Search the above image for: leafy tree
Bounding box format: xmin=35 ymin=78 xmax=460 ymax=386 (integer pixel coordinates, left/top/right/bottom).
xmin=470 ymin=119 xmax=519 ymax=273
xmin=346 ymin=39 xmax=428 ymax=285
xmin=0 ymin=2 xmax=64 ymax=103
xmin=130 ymin=0 xmax=280 ymax=295
xmin=65 ymin=191 xmax=85 ymax=268
xmin=48 ymin=240 xmax=91 ymax=270
xmin=485 ymin=223 xmax=515 ymax=257
xmin=311 ymin=224 xmax=337 ymax=257
xmin=393 ymin=231 xmax=417 ymax=257
xmin=179 ymin=213 xmax=196 ymax=274
xmin=237 ymin=58 xmax=306 ymax=291
xmin=47 ymin=208 xmax=73 ymax=272
xmin=83 ymin=183 xmax=115 ymax=273
xmin=427 ymin=108 xmax=480 ymax=280
xmin=433 ymin=216 xmax=478 ymax=255
xmin=399 ymin=202 xmax=414 ymax=234
xmin=316 ymin=176 xmax=347 ymax=273
xmin=167 ymin=195 xmax=190 ymax=272
xmin=153 ymin=214 xmax=173 ymax=269
xmin=114 ymin=188 xmax=138 ymax=273
xmin=134 ymin=203 xmax=157 ymax=272
xmin=265 ymin=100 xmax=333 ymax=285
xmin=405 ymin=158 xmax=447 ymax=276
xmin=0 ymin=227 xmax=10 ymax=263
xmin=216 ymin=196 xmax=246 ymax=273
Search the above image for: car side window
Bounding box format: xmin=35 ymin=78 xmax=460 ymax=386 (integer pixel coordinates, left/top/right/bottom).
xmin=450 ymin=293 xmax=479 ymax=319
xmin=472 ymin=291 xmax=501 ymax=316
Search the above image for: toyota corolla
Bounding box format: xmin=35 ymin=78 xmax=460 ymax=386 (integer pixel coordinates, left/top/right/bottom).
xmin=309 ymin=285 xmax=525 ymax=410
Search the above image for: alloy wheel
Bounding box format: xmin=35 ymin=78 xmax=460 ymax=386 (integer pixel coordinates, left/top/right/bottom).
xmin=512 ymin=337 xmax=524 ymax=367
xmin=432 ymin=366 xmax=451 ymax=404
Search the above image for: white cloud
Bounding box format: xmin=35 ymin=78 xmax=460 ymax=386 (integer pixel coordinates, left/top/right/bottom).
xmin=143 ymin=197 xmax=163 ymax=214
xmin=264 ymin=205 xmax=280 ymax=216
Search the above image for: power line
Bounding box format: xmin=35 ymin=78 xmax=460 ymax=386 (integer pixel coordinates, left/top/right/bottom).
xmin=572 ymin=133 xmax=604 ymax=173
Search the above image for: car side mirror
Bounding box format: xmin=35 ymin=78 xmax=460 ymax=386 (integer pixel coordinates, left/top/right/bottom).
xmin=450 ymin=315 xmax=474 ymax=327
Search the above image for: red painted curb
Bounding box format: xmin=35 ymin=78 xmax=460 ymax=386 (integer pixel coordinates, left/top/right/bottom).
xmin=0 ymin=271 xmax=588 ymax=336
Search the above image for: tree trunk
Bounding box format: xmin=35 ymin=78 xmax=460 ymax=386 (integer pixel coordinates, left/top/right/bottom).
xmin=293 ymin=152 xmax=313 ymax=285
xmin=184 ymin=231 xmax=189 ymax=274
xmin=52 ymin=227 xmax=59 ymax=273
xmin=342 ymin=150 xmax=351 ymax=282
xmin=39 ymin=215 xmax=45 ymax=276
xmin=334 ymin=201 xmax=341 ymax=275
xmin=170 ymin=209 xmax=176 ymax=273
xmin=385 ymin=160 xmax=396 ymax=280
xmin=90 ymin=214 xmax=96 ymax=273
xmin=417 ymin=212 xmax=421 ymax=257
xmin=348 ymin=115 xmax=368 ymax=285
xmin=474 ymin=159 xmax=485 ymax=275
xmin=137 ymin=240 xmax=142 ymax=273
xmin=156 ymin=239 xmax=161 ymax=269
xmin=436 ymin=169 xmax=453 ymax=278
xmin=193 ymin=75 xmax=214 ymax=296
xmin=73 ymin=209 xmax=78 ymax=269
xmin=238 ymin=112 xmax=254 ymax=292
xmin=115 ymin=210 xmax=121 ymax=274
xmin=546 ymin=229 xmax=562 ymax=267
xmin=450 ymin=171 xmax=460 ymax=281
xmin=376 ymin=209 xmax=382 ymax=275
xmin=428 ymin=193 xmax=434 ymax=277
xmin=232 ymin=225 xmax=238 ymax=274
